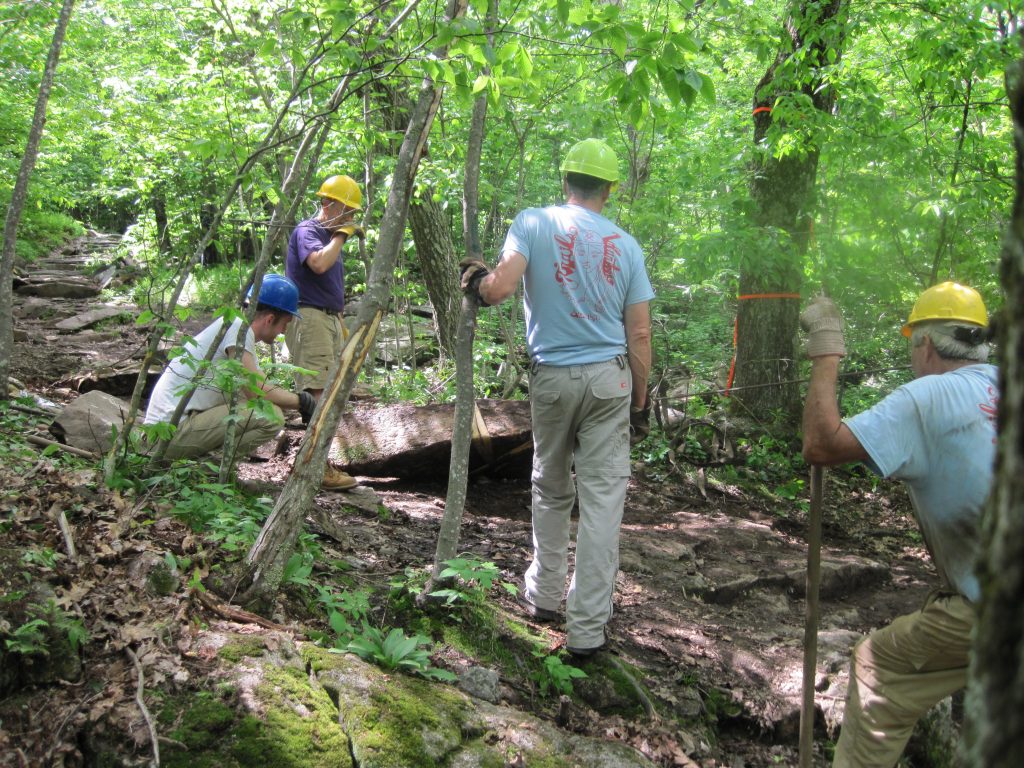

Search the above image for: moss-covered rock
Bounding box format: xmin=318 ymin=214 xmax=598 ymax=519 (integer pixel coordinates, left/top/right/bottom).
xmin=159 ymin=640 xmax=352 ymax=768
xmin=317 ymin=648 xmax=657 ymax=768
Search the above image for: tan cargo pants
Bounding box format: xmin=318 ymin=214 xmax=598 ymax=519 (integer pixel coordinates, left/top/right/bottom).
xmin=833 ymin=592 xmax=975 ymax=767
xmin=523 ymin=358 xmax=632 ymax=651
xmin=165 ymin=403 xmax=283 ymax=460
xmin=285 ymin=307 xmax=347 ymax=392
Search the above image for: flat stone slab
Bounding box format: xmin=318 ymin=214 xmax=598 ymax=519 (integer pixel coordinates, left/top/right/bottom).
xmin=14 ymin=276 xmax=101 ymax=299
xmin=54 ymin=305 xmax=131 ymax=332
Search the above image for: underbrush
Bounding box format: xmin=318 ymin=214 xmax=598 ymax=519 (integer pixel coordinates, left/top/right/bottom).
xmin=6 ymin=207 xmax=85 ymax=262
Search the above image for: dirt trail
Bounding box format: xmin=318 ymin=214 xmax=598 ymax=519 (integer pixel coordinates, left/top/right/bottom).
xmin=8 ymin=235 xmax=938 ymax=766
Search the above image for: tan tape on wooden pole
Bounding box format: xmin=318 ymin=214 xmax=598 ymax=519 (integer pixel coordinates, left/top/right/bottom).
xmin=800 ymin=464 xmax=825 ymax=768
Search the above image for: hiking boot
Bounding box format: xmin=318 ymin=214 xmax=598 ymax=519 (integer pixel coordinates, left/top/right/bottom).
xmin=517 ymin=594 xmax=560 ymax=624
xmin=566 ymin=642 xmax=607 ymax=660
xmin=322 ymin=465 xmax=358 ymax=491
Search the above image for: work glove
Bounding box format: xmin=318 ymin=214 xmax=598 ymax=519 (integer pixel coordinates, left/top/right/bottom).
xmin=335 ymin=224 xmax=366 ymax=241
xmin=629 ymin=403 xmax=651 ymax=446
xmin=800 ymin=296 xmax=846 ymax=358
xmin=297 ymin=390 xmax=317 ymax=426
xmin=459 ymin=257 xmax=491 ymax=306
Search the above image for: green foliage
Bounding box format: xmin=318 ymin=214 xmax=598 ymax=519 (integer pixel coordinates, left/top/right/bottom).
xmin=428 ymin=556 xmax=515 ymax=605
xmin=2 ymin=206 xmax=85 ymax=262
xmin=3 ymin=599 xmax=89 ymax=656
xmin=314 ymin=584 xmax=371 ymax=644
xmin=532 ymin=652 xmax=587 ymax=697
xmin=344 ymin=626 xmax=456 ymax=682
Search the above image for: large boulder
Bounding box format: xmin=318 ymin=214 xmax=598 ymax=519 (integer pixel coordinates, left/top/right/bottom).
xmin=50 ymin=390 xmax=131 ymax=454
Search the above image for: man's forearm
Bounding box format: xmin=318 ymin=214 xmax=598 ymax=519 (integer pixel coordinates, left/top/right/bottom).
xmin=802 ymin=356 xmax=842 ymax=462
xmin=624 ymin=302 xmax=652 ymax=409
xmin=627 ymin=340 xmax=651 ymax=409
xmin=307 ymin=235 xmax=345 ymax=274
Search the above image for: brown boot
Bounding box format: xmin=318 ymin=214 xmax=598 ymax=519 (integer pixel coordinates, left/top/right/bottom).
xmin=322 ymin=464 xmax=358 ymax=491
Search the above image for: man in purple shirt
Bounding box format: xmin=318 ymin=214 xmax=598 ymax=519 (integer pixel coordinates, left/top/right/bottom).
xmin=285 ymin=174 xmax=365 ymax=490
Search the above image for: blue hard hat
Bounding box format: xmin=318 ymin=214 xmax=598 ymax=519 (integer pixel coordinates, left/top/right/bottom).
xmin=250 ymin=274 xmax=301 ymax=317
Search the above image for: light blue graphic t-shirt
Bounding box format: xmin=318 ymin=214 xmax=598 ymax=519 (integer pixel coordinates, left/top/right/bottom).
xmin=502 ymin=203 xmax=655 ymax=366
xmin=845 ymin=363 xmax=998 ymax=602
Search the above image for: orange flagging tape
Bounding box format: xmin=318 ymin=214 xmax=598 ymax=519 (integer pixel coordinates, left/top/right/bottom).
xmin=725 ymin=293 xmax=801 ymax=394
xmin=737 ymin=292 xmax=801 ymax=300
xmin=753 ymin=106 xmax=772 ymax=115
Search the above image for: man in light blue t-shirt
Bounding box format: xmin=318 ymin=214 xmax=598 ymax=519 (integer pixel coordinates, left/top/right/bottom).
xmin=460 ymin=138 xmax=655 ymax=658
xmin=800 ymin=282 xmax=997 ymax=767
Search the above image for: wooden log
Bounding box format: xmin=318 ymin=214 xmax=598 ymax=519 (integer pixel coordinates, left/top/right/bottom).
xmin=332 ymin=398 xmax=533 ymax=480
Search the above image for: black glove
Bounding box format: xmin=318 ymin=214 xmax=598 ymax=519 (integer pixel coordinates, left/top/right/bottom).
xmin=458 ymin=257 xmax=491 ymax=306
xmin=629 ymin=404 xmax=651 ymax=446
xmin=297 ymin=390 xmax=317 ymax=426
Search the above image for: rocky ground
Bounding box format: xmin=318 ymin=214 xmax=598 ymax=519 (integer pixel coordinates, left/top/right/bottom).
xmin=1 ymin=233 xmax=948 ymax=767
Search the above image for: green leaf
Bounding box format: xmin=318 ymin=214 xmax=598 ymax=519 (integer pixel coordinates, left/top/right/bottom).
xmin=657 ymin=63 xmax=681 ymax=106
xmin=556 ymin=0 xmax=570 ymax=24
xmin=605 ymin=25 xmax=628 ymax=60
xmin=472 ymin=74 xmax=490 ymax=94
xmin=699 ymin=74 xmax=716 ymax=104
xmin=682 ymin=69 xmax=703 ymax=94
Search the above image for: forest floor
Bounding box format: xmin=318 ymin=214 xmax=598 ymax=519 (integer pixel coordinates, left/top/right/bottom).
xmin=2 ymin=234 xmax=942 ymax=767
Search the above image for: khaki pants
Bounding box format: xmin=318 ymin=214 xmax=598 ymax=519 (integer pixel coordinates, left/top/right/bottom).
xmin=834 ymin=593 xmax=975 ymax=767
xmin=285 ymin=307 xmax=347 ymax=391
xmin=524 ymin=359 xmax=631 ymax=650
xmin=165 ymin=403 xmax=283 ymax=460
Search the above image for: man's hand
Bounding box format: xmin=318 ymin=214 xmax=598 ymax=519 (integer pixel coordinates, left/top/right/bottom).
xmin=800 ymin=296 xmax=846 ymax=358
xmin=297 ymin=390 xmax=317 ymax=426
xmin=629 ymin=404 xmax=651 ymax=446
xmin=335 ymin=224 xmax=366 ymax=241
xmin=459 ymin=257 xmax=491 ymax=306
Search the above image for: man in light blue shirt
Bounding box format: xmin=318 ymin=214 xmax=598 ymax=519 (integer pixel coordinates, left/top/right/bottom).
xmin=460 ymin=138 xmax=655 ymax=657
xmin=800 ymin=282 xmax=997 ymax=767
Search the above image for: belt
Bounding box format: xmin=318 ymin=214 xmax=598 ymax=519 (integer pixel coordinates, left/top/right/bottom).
xmin=299 ymin=304 xmax=342 ymax=316
xmin=530 ymin=355 xmax=626 ymax=374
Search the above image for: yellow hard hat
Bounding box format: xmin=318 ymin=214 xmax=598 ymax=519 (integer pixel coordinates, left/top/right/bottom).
xmin=316 ymin=175 xmax=362 ymax=210
xmin=901 ymin=281 xmax=988 ymax=337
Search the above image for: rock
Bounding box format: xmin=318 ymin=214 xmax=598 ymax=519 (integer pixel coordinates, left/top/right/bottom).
xmin=54 ymin=305 xmax=131 ymax=332
xmin=49 ymin=390 xmax=131 ymax=454
xmin=314 ymin=647 xmax=657 ymax=767
xmin=785 ymin=554 xmax=889 ymax=598
xmin=14 ymin=276 xmax=101 ymax=299
xmin=458 ymin=665 xmax=501 ymax=703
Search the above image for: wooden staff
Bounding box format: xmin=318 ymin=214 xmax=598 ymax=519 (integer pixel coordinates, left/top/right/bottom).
xmin=800 ymin=464 xmax=825 ymax=767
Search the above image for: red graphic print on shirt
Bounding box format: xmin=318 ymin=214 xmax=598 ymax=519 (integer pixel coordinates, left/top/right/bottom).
xmin=553 ymin=227 xmax=621 ymax=321
xmin=979 ymin=385 xmax=998 ymax=443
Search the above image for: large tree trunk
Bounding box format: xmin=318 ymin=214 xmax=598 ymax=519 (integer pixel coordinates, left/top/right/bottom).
xmin=962 ymin=40 xmax=1024 ymax=765
xmin=0 ymin=0 xmax=76 ymax=400
xmin=732 ymin=0 xmax=848 ymax=422
xmin=239 ymin=0 xmax=469 ymax=608
xmin=409 ymin=197 xmax=460 ymax=354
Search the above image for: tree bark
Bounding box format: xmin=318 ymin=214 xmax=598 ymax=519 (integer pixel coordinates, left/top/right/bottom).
xmin=239 ymin=0 xmax=469 ymax=608
xmin=0 ymin=0 xmax=76 ymax=400
xmin=732 ymin=0 xmax=848 ymax=422
xmin=409 ymin=197 xmax=460 ymax=354
xmin=962 ymin=41 xmax=1024 ymax=765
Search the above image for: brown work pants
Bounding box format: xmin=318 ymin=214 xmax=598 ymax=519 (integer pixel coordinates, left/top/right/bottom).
xmin=833 ymin=592 xmax=974 ymax=767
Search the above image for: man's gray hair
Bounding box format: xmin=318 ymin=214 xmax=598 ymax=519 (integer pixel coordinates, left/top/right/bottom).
xmin=910 ymin=321 xmax=990 ymax=362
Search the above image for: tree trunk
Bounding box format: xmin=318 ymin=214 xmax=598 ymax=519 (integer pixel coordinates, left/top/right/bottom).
xmin=152 ymin=187 xmax=171 ymax=255
xmin=732 ymin=0 xmax=848 ymax=422
xmin=409 ymin=197 xmax=460 ymax=354
xmin=962 ymin=41 xmax=1024 ymax=765
xmin=333 ymin=399 xmax=531 ymax=480
xmin=0 ymin=0 xmax=76 ymax=400
xmin=425 ymin=40 xmax=495 ymax=588
xmin=239 ymin=0 xmax=469 ymax=608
